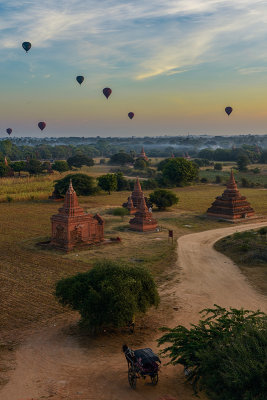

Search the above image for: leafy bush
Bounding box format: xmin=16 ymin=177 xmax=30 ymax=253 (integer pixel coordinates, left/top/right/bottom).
xmin=112 ymin=207 xmax=129 ymax=220
xmin=55 ymin=260 xmax=159 ymax=334
xmin=214 ymin=163 xmax=222 ymax=170
xmin=54 ymin=173 xmax=97 ymax=196
xmin=215 ymin=175 xmax=222 ymax=184
xmin=158 ymin=305 xmax=267 ymax=399
xmin=109 ymin=152 xmax=134 ymax=165
xmin=52 ymin=160 xmax=69 ymax=173
xmin=149 ymin=189 xmax=179 ymax=210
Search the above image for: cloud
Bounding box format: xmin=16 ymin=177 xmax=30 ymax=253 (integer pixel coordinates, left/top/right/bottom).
xmin=237 ymin=67 xmax=267 ymax=75
xmin=1 ymin=0 xmax=267 ymax=81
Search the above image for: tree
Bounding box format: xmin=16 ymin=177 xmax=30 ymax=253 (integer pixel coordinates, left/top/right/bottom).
xmin=55 ymin=261 xmax=160 ymax=334
xmin=214 ymin=163 xmax=222 ymax=170
xmin=0 ymin=162 xmax=9 ymax=177
xmin=157 ymin=158 xmax=171 ymax=171
xmin=162 ymin=158 xmax=198 ymax=186
xmin=10 ymin=161 xmax=27 ymax=176
xmin=115 ymin=172 xmax=130 ymax=191
xmin=26 ymin=159 xmax=43 ymax=175
xmin=237 ymin=155 xmax=250 ymax=171
xmin=54 ymin=173 xmax=96 ymax=196
xmin=109 ymin=152 xmax=134 ymax=165
xmin=149 ymin=189 xmax=179 ymax=210
xmin=52 ymin=160 xmax=70 ymax=173
xmin=158 ymin=305 xmax=267 ymax=399
xmin=97 ymin=173 xmax=117 ymax=194
xmin=67 ymin=154 xmax=94 ymax=168
xmin=134 ymin=158 xmax=148 ymax=170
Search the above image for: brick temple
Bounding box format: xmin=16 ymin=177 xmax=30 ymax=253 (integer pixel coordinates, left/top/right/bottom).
xmin=123 ymin=178 xmax=150 ymax=214
xmin=129 ymin=194 xmax=158 ymax=232
xmin=51 ymin=180 xmax=104 ymax=251
xmin=207 ymin=170 xmax=255 ymax=221
xmin=138 ymin=147 xmax=148 ymax=161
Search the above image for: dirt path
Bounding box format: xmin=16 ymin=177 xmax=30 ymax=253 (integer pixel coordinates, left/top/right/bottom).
xmin=1 ymin=221 xmax=267 ymax=400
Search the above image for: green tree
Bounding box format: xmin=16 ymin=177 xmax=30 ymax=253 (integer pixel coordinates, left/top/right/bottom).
xmin=0 ymin=162 xmax=9 ymax=177
xmin=26 ymin=159 xmax=43 ymax=175
xmin=149 ymin=189 xmax=179 ymax=210
xmin=214 ymin=163 xmax=222 ymax=171
xmin=10 ymin=161 xmax=27 ymax=176
xmin=157 ymin=158 xmax=172 ymax=171
xmin=54 ymin=173 xmax=96 ymax=196
xmin=109 ymin=152 xmax=134 ymax=165
xmin=237 ymin=155 xmax=250 ymax=171
xmin=52 ymin=160 xmax=70 ymax=173
xmin=134 ymin=158 xmax=148 ymax=170
xmin=115 ymin=172 xmax=130 ymax=191
xmin=97 ymin=173 xmax=117 ymax=194
xmin=162 ymin=158 xmax=198 ymax=186
xmin=55 ymin=261 xmax=160 ymax=334
xmin=158 ymin=305 xmax=267 ymax=399
xmin=67 ymin=154 xmax=94 ymax=168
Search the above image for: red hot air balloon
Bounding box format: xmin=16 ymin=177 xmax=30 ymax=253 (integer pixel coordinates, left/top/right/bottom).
xmin=22 ymin=42 xmax=31 ymax=53
xmin=38 ymin=122 xmax=46 ymax=131
xmin=128 ymin=112 xmax=134 ymax=120
xmin=6 ymin=128 xmax=12 ymax=136
xmin=103 ymin=87 xmax=112 ymax=99
xmin=225 ymin=106 xmax=233 ymax=116
xmin=76 ymin=76 xmax=84 ymax=85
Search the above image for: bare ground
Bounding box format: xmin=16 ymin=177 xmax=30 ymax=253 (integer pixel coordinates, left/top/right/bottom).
xmin=1 ymin=221 xmax=267 ymax=400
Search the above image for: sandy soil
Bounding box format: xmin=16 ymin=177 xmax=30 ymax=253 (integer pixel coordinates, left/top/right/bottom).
xmin=1 ymin=221 xmax=267 ymax=400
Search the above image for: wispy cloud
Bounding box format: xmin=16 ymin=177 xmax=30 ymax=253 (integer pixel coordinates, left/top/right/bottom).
xmin=1 ymin=0 xmax=267 ymax=81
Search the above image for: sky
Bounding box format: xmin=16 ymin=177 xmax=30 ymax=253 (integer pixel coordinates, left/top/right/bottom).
xmin=1 ymin=0 xmax=267 ymax=137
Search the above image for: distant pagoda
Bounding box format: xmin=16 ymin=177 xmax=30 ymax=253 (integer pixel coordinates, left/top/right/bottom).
xmin=123 ymin=178 xmax=151 ymax=214
xmin=207 ymin=171 xmax=255 ymax=221
xmin=129 ymin=194 xmax=158 ymax=232
xmin=51 ymin=180 xmax=104 ymax=251
xmin=138 ymin=147 xmax=148 ymax=161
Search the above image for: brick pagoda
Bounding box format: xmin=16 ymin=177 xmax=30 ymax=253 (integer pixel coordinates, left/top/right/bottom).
xmin=123 ymin=178 xmax=150 ymax=214
xmin=138 ymin=147 xmax=148 ymax=161
xmin=207 ymin=170 xmax=255 ymax=221
xmin=51 ymin=180 xmax=104 ymax=251
xmin=129 ymin=194 xmax=158 ymax=232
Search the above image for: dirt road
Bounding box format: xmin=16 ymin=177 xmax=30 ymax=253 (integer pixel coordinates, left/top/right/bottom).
xmin=1 ymin=221 xmax=267 ymax=400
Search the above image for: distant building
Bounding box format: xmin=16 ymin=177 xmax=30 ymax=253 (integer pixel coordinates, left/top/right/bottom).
xmin=122 ymin=178 xmax=151 ymax=214
xmin=51 ymin=180 xmax=104 ymax=251
xmin=207 ymin=171 xmax=255 ymax=221
xmin=138 ymin=147 xmax=148 ymax=161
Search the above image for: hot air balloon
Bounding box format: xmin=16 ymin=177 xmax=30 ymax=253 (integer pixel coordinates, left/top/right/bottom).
xmin=103 ymin=87 xmax=112 ymax=99
xmin=76 ymin=76 xmax=84 ymax=85
xmin=6 ymin=128 xmax=12 ymax=136
xmin=128 ymin=112 xmax=134 ymax=120
xmin=38 ymin=122 xmax=46 ymax=131
xmin=225 ymin=106 xmax=233 ymax=116
xmin=22 ymin=42 xmax=31 ymax=53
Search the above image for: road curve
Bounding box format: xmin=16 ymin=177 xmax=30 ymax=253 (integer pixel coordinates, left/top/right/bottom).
xmin=175 ymin=221 xmax=267 ymax=326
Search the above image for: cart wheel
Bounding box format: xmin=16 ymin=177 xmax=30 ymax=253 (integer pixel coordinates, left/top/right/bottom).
xmin=128 ymin=367 xmax=137 ymax=389
xmin=151 ymin=373 xmax=158 ymax=385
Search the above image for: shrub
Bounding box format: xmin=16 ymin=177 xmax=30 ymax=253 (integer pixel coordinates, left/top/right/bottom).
xmin=200 ymin=177 xmax=208 ymax=183
xmin=149 ymin=189 xmax=179 ymax=210
xmin=109 ymin=152 xmax=134 ymax=165
xmin=54 ymin=173 xmax=96 ymax=196
xmin=158 ymin=305 xmax=267 ymax=399
xmin=55 ymin=261 xmax=159 ymax=334
xmin=112 ymin=207 xmax=129 ymax=220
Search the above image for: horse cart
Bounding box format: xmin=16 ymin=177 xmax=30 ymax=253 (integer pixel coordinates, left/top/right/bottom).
xmin=124 ymin=347 xmax=161 ymax=389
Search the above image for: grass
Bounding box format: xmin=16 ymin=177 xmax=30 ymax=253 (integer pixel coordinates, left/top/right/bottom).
xmin=215 ymin=229 xmax=267 ymax=294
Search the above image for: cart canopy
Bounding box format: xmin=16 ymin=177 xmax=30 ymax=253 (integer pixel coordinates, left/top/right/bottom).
xmin=134 ymin=348 xmax=160 ymax=365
